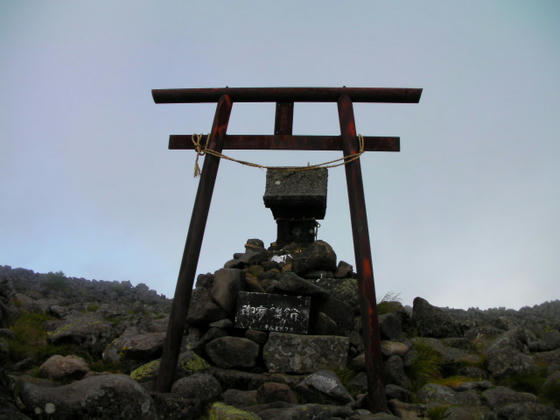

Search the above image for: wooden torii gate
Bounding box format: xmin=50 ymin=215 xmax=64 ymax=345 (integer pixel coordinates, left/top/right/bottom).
xmin=152 ymin=87 xmax=422 ymax=412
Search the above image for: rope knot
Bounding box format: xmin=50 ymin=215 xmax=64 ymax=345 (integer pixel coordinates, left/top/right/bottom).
xmin=192 ymin=134 xmax=209 ymax=177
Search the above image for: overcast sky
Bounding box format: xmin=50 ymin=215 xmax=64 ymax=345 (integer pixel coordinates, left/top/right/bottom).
xmin=1 ymin=1 xmax=559 ymax=310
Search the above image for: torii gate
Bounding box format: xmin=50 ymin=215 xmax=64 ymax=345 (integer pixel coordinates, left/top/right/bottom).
xmin=152 ymin=87 xmax=422 ymax=412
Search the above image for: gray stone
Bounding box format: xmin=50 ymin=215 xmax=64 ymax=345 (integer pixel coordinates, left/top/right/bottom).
xmin=187 ymin=288 xmax=228 ymax=325
xmin=411 ymin=337 xmax=482 ymax=366
xmin=47 ymin=313 xmax=114 ymax=356
xmin=271 ymin=272 xmax=329 ymax=299
xmin=257 ymin=382 xmax=298 ymax=403
xmin=263 ymin=332 xmax=348 ymax=373
xmin=388 ymin=399 xmax=426 ymax=419
xmin=290 ymin=240 xmax=337 ymax=275
xmin=379 ymin=313 xmax=402 ymax=340
xmin=312 ymin=311 xmax=338 ymax=335
xmin=205 ymin=336 xmax=259 ymax=369
xmin=211 ymin=269 xmax=244 ymax=313
xmin=39 ymin=355 xmax=89 ymax=381
xmin=417 ymin=383 xmax=457 ymax=405
xmin=451 ymin=380 xmax=492 ymax=392
xmin=209 ymin=318 xmax=234 ymax=329
xmin=248 ymin=402 xmax=353 ymax=420
xmin=381 ymin=341 xmax=410 ymax=357
xmin=412 ymin=297 xmax=463 ymax=338
xmin=486 ymin=339 xmax=536 ymax=379
xmin=195 ymin=273 xmax=214 ymax=289
xmin=330 ymin=278 xmax=360 ymax=310
xmin=103 ymin=331 xmax=165 ymax=362
xmin=210 ymin=368 xmax=279 ymax=390
xmin=296 ymin=370 xmax=353 ymax=404
xmin=171 ymin=372 xmax=222 ymax=404
xmin=314 ymin=297 xmax=355 ymax=335
xmin=481 ymin=386 xmax=537 ymax=409
xmin=0 ymin=367 xmax=30 ymax=420
xmin=348 ymin=371 xmax=368 ymax=394
xmin=334 ymin=261 xmax=353 ymax=279
xmin=444 ymin=406 xmax=491 ymax=420
xmin=384 ymin=355 xmax=410 ymax=389
xmin=245 ymin=329 xmax=268 ymax=345
xmin=16 ymin=373 xmax=156 ymax=419
xmin=223 ymin=389 xmax=259 ymax=407
xmin=496 ymin=402 xmax=560 ymax=420
xmin=209 ymin=402 xmax=262 ymax=420
xmin=245 ymin=239 xmax=265 ymax=252
xmin=385 ymin=384 xmax=411 ymax=402
xmin=150 ymin=392 xmax=202 ymax=420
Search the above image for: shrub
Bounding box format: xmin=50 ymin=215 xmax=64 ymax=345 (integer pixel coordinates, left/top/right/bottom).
xmin=406 ymin=339 xmax=443 ymax=391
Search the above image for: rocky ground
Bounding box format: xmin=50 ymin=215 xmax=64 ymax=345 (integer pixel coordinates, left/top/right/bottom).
xmin=1 ymin=239 xmax=559 ymax=419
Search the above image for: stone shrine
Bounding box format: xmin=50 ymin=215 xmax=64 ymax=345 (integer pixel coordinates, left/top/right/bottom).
xmin=263 ymin=168 xmax=327 ymax=245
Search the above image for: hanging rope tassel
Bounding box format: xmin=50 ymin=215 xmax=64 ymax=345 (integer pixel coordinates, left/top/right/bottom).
xmin=191 ymin=134 xmax=209 ymax=177
xmin=191 ymin=133 xmax=365 ymax=177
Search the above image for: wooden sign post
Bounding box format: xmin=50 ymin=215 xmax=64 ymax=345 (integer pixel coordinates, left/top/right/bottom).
xmin=152 ymin=87 xmax=422 ymax=413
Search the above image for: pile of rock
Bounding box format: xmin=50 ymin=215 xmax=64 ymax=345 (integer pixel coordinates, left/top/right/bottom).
xmin=1 ymin=241 xmax=560 ymax=419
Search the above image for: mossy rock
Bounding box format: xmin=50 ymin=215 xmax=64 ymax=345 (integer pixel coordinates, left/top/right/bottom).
xmin=130 ymin=359 xmax=160 ymax=382
xmin=209 ymin=402 xmax=261 ymax=420
xmin=179 ymin=350 xmax=210 ymax=374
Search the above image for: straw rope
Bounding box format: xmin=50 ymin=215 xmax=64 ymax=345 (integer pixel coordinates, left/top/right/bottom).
xmin=191 ymin=133 xmax=365 ymax=177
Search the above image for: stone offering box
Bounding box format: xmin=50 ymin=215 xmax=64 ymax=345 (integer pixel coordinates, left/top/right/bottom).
xmin=264 ymin=168 xmax=327 ymax=245
xmin=263 ymin=168 xmax=327 ymax=219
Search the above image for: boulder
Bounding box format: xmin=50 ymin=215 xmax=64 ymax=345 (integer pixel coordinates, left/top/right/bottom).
xmin=171 ymin=372 xmax=222 ymax=404
xmin=485 ymin=329 xmax=536 ymax=379
xmin=47 ymin=313 xmax=114 ymax=356
xmin=205 ymin=336 xmax=259 ymax=369
xmin=0 ymin=367 xmax=30 ymax=420
xmin=210 ymin=368 xmax=278 ymax=390
xmin=103 ymin=331 xmax=165 ymax=362
xmin=257 ymin=382 xmax=297 ymax=403
xmin=334 ymin=261 xmax=353 ymax=279
xmin=211 ymin=269 xmax=244 ymax=313
xmin=150 ymin=392 xmax=201 ymax=420
xmin=481 ymin=386 xmax=537 ymax=409
xmin=412 ymin=297 xmax=463 ymax=338
xmin=384 ymin=355 xmax=410 ymax=389
xmin=379 ymin=312 xmax=402 ymax=340
xmin=269 ymin=272 xmax=329 ymax=299
xmin=223 ymin=389 xmax=259 ymax=407
xmin=39 ymin=354 xmax=89 ymax=381
xmin=289 ymin=241 xmax=337 ymax=276
xmin=381 ymin=341 xmax=410 ymax=357
xmin=209 ymin=402 xmax=262 ymax=420
xmin=314 ymin=297 xmax=354 ymax=335
xmin=16 ymin=373 xmax=156 ymax=419
xmin=187 ymin=288 xmax=228 ymax=325
xmin=247 ymin=402 xmax=354 ymax=420
xmin=388 ymin=399 xmax=426 ymax=419
xmin=296 ymin=370 xmax=353 ymax=404
xmin=416 ymin=383 xmax=468 ymax=406
xmin=496 ymin=402 xmax=560 ymax=420
xmin=385 ymin=384 xmax=411 ymax=402
xmin=263 ymin=333 xmax=348 ymax=373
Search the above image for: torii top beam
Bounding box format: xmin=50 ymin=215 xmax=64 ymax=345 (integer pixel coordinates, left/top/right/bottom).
xmin=152 ymin=86 xmax=422 ymax=103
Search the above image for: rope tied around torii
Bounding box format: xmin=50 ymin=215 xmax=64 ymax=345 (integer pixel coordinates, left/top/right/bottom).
xmin=191 ymin=133 xmax=365 ymax=177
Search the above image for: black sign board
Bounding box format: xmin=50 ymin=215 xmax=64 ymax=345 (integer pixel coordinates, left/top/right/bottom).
xmin=234 ymin=291 xmax=311 ymax=333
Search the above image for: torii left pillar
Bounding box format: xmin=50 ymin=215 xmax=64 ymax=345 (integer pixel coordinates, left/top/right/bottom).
xmin=152 ymin=87 xmax=422 ymax=413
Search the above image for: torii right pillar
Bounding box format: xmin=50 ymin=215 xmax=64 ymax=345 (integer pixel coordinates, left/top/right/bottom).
xmin=338 ymin=94 xmax=387 ymax=411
